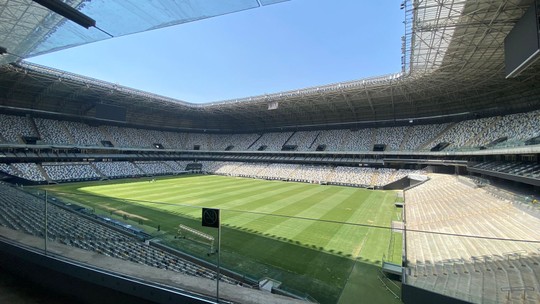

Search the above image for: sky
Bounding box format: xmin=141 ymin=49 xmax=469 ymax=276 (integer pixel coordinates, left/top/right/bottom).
xmin=28 ymin=0 xmax=403 ymax=104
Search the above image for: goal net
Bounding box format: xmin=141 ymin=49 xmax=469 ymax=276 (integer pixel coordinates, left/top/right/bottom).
xmin=177 ymin=224 xmax=215 ymax=253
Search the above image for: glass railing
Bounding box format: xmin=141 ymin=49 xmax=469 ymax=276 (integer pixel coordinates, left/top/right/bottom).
xmin=6 ymin=173 xmax=539 ymax=303
xmin=2 ymin=180 xmax=404 ymax=304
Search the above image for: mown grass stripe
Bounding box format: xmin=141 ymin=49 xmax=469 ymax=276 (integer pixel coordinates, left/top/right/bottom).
xmin=80 ymin=175 xmax=256 ymax=199
xmin=37 ymin=174 xmax=401 ymax=304
xmin=254 ymin=189 xmax=379 ymax=258
xmin=131 ymin=179 xmax=289 ymax=208
xmin=219 ymin=184 xmax=339 ymax=229
xmin=151 ymin=181 xmax=312 ymax=219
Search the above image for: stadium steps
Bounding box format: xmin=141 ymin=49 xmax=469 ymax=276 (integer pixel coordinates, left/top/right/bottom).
xmin=206 ymin=134 xmax=213 ymax=150
xmin=448 ymin=271 xmax=467 ymax=301
xmin=99 ymin=126 xmax=119 ymax=147
xmin=398 ymin=127 xmax=411 ymax=151
xmin=325 ymin=167 xmax=337 ymax=183
xmin=463 ymin=116 xmax=502 ymax=147
xmin=388 ymin=170 xmax=398 ymax=186
xmin=412 ymin=264 xmax=432 ymax=290
xmin=528 ymin=257 xmax=540 ymax=302
xmin=282 ymin=131 xmax=296 ymax=146
xmin=501 ymin=259 xmax=525 ymax=294
xmin=492 ymin=260 xmax=517 ymax=302
xmin=478 ymin=262 xmax=499 ymax=303
xmin=60 ymin=121 xmax=77 ymax=144
xmin=443 ymin=272 xmax=465 ymax=297
xmin=178 ymin=132 xmax=190 ymax=149
xmin=131 ymin=162 xmax=147 ymax=175
xmin=370 ymin=170 xmax=379 ymax=187
xmin=247 ymin=133 xmax=264 ymax=150
xmin=418 ymin=122 xmax=456 ymax=150
xmin=36 ymin=163 xmax=53 ymax=183
xmin=519 ymin=261 xmax=540 ymax=302
xmin=370 ymin=128 xmax=377 ymax=148
xmin=27 ymin=115 xmax=41 ymax=139
xmin=337 ymin=130 xmax=350 ymax=150
xmin=406 ymin=174 xmax=540 ymax=302
xmin=465 ymin=266 xmax=482 ymax=303
xmin=454 ymin=264 xmax=477 ymax=299
xmin=90 ymin=163 xmax=107 ymax=180
xmin=162 ymin=161 xmax=177 ymax=172
xmin=308 ymin=131 xmax=320 ymax=149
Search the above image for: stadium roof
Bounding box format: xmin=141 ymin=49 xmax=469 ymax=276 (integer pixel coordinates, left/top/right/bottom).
xmin=1 ymin=0 xmax=540 ymax=132
xmin=0 ymin=0 xmax=285 ymax=65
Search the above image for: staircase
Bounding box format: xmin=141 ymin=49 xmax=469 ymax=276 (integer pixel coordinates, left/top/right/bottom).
xmin=89 ymin=163 xmax=108 ymax=180
xmin=399 ymin=126 xmax=412 ymax=150
xmin=36 ymin=164 xmax=54 ymax=184
xmin=27 ymin=115 xmax=41 ymax=139
xmin=370 ymin=170 xmax=380 ymax=187
xmin=131 ymin=162 xmax=147 ymax=176
xmin=283 ymin=131 xmax=296 ymax=146
xmin=370 ymin=128 xmax=377 ymax=148
xmin=463 ymin=116 xmax=501 ymax=147
xmin=326 ymin=167 xmax=337 ymax=182
xmin=308 ymin=132 xmax=321 ymax=149
xmin=99 ymin=126 xmax=119 ymax=147
xmin=338 ymin=131 xmax=350 ymax=150
xmin=61 ymin=122 xmax=77 ymax=144
xmin=247 ymin=133 xmax=264 ymax=150
xmin=419 ymin=122 xmax=456 ymax=150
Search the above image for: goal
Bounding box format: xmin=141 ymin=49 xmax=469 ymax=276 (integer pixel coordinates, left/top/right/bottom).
xmin=177 ymin=224 xmax=215 ymax=253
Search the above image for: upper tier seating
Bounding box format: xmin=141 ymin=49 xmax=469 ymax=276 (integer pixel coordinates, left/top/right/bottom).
xmin=0 ymin=110 xmax=540 ymax=152
xmin=0 ymin=114 xmax=37 ymax=143
xmin=2 ymin=110 xmax=539 ymax=151
xmin=67 ymin=121 xmax=106 ymax=146
xmin=34 ymin=118 xmax=72 ymax=145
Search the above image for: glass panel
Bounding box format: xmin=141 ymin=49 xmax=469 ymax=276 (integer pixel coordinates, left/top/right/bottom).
xmin=30 ymin=23 xmax=110 ymax=56
xmin=1 ymin=175 xmax=408 ymax=303
xmin=4 ymin=166 xmax=540 ymax=303
xmin=3 ymin=0 xmax=272 ymax=61
xmin=260 ymin=0 xmax=289 ymax=5
xmin=77 ymin=0 xmax=260 ymax=37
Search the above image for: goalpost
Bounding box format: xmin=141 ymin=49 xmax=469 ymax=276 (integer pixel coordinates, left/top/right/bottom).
xmin=177 ymin=224 xmax=215 ymax=253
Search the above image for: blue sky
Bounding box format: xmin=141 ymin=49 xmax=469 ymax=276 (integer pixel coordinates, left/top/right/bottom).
xmin=28 ymin=1 xmax=403 ymax=103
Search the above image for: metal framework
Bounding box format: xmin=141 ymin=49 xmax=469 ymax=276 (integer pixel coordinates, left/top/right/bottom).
xmin=0 ymin=0 xmax=68 ymax=64
xmin=0 ymin=0 xmax=539 ymax=132
xmin=0 ymin=0 xmax=286 ymax=65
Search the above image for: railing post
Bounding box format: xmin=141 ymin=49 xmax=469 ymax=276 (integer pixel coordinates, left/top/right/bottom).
xmin=44 ymin=190 xmax=48 ymax=254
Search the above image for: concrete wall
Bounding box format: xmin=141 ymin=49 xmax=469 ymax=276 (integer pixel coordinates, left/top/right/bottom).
xmin=402 ymin=283 xmax=471 ymax=304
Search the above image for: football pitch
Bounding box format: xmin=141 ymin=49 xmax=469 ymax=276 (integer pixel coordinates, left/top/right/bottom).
xmin=38 ymin=175 xmax=403 ymax=304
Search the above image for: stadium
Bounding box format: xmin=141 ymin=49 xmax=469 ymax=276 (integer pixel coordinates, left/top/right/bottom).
xmin=1 ymin=0 xmax=540 ymax=304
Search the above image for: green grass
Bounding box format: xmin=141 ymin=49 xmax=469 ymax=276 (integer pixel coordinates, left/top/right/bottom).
xmin=36 ymin=175 xmax=402 ymax=304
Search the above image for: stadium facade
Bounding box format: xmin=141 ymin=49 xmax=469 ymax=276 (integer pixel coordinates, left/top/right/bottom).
xmin=1 ymin=0 xmax=540 ymax=304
